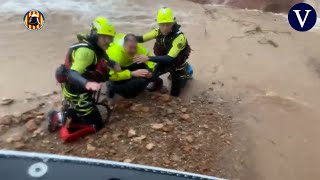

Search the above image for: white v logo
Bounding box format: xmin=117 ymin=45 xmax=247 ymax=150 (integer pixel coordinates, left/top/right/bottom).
xmin=293 ymin=10 xmax=312 ymax=28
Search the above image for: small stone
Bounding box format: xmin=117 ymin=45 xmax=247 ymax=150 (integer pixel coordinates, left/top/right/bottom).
xmin=87 ymin=144 xmax=96 ymax=151
xmin=166 ymin=108 xmax=174 ymax=114
xmin=170 ymin=154 xmax=180 ymax=162
xmin=109 ymin=149 xmax=116 ymax=154
xmin=180 ymin=114 xmax=191 ymax=122
xmin=164 ymin=119 xmax=173 ymax=125
xmin=0 ymin=115 xmax=13 ymax=125
xmin=183 ymin=145 xmax=193 ymax=153
xmin=25 ymin=120 xmax=38 ymax=132
xmin=14 ymin=142 xmax=25 ymax=150
xmin=123 ymin=159 xmax=133 ymax=163
xmin=112 ymin=133 xmax=121 ymax=141
xmin=131 ymin=135 xmax=146 ymax=143
xmin=177 ymin=168 xmax=185 ymax=172
xmin=186 ymin=135 xmax=194 ymax=143
xmin=33 ymin=128 xmax=44 ymax=136
xmin=6 ymin=138 xmax=14 ymax=144
xmin=203 ymin=124 xmax=209 ymax=129
xmin=35 ymin=115 xmax=44 ymax=125
xmin=42 ymin=140 xmax=50 ymax=144
xmin=160 ymin=94 xmax=171 ymax=102
xmin=141 ymin=107 xmax=150 ymax=113
xmin=0 ymin=125 xmax=4 ymax=133
xmin=164 ymin=159 xmax=170 ymax=164
xmin=151 ymin=123 xmax=164 ymax=130
xmin=21 ymin=113 xmax=34 ymax=123
xmin=127 ymin=128 xmax=137 ymax=138
xmin=1 ymin=98 xmax=14 ymax=105
xmin=87 ymin=138 xmax=94 ymax=144
xmin=102 ymin=134 xmax=108 ymax=140
xmin=162 ymin=124 xmax=175 ymax=132
xmin=130 ymin=104 xmax=143 ymax=112
xmin=146 ymin=143 xmax=155 ymax=150
xmin=181 ymin=108 xmax=187 ymax=113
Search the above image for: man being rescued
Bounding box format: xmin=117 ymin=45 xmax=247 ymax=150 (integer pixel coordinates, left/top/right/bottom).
xmin=48 ymin=17 xmax=120 ymax=142
xmin=134 ymin=7 xmax=193 ymax=97
xmin=107 ymin=33 xmax=155 ymax=99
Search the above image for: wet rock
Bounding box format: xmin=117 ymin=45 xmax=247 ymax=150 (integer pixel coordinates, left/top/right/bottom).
xmin=25 ymin=120 xmax=38 ymax=132
xmin=180 ymin=114 xmax=191 ymax=122
xmin=127 ymin=128 xmax=137 ymax=138
xmin=0 ymin=115 xmax=13 ymax=125
xmin=87 ymin=144 xmax=96 ymax=151
xmin=146 ymin=143 xmax=155 ymax=151
xmin=151 ymin=123 xmax=164 ymax=130
xmin=180 ymin=108 xmax=188 ymax=113
xmin=123 ymin=159 xmax=133 ymax=163
xmin=1 ymin=98 xmax=14 ymax=106
xmin=131 ymin=135 xmax=146 ymax=143
xmin=186 ymin=135 xmax=194 ymax=143
xmin=14 ymin=142 xmax=26 ymax=150
xmin=141 ymin=107 xmax=150 ymax=113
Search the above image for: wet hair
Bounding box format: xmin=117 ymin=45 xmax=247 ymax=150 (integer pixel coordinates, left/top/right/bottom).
xmin=124 ymin=34 xmax=137 ymax=43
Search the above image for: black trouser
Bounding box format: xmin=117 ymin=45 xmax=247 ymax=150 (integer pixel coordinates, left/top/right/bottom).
xmin=108 ymin=63 xmax=150 ymax=99
xmin=152 ymin=62 xmax=188 ymax=97
xmin=62 ymin=83 xmax=104 ymax=131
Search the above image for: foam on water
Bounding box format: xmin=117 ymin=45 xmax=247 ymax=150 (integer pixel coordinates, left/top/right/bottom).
xmin=1 ymin=0 xmax=194 ymax=24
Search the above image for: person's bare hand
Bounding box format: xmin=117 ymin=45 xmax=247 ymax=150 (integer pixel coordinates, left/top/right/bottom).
xmin=145 ymin=72 xmax=153 ymax=79
xmin=113 ymin=64 xmax=122 ymax=72
xmin=131 ymin=69 xmax=150 ymax=77
xmin=85 ymin=82 xmax=102 ymax=91
xmin=133 ymin=55 xmax=149 ymax=64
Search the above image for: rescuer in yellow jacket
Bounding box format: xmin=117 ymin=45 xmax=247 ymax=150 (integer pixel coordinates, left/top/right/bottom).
xmin=107 ymin=33 xmax=155 ymax=98
xmin=134 ymin=7 xmax=193 ymax=97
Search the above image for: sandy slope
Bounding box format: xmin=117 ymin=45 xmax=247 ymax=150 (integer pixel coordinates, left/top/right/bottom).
xmin=1 ymin=0 xmax=320 ymax=179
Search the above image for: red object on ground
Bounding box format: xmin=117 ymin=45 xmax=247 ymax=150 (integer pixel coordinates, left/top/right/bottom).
xmin=59 ymin=124 xmax=96 ymax=142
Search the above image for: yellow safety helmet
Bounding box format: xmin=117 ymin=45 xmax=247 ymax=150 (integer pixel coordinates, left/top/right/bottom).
xmin=156 ymin=7 xmax=175 ymax=24
xmin=91 ymin=17 xmax=116 ymax=36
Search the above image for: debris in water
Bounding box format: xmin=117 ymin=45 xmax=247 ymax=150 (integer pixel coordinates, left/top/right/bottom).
xmin=1 ymin=98 xmax=14 ymax=105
